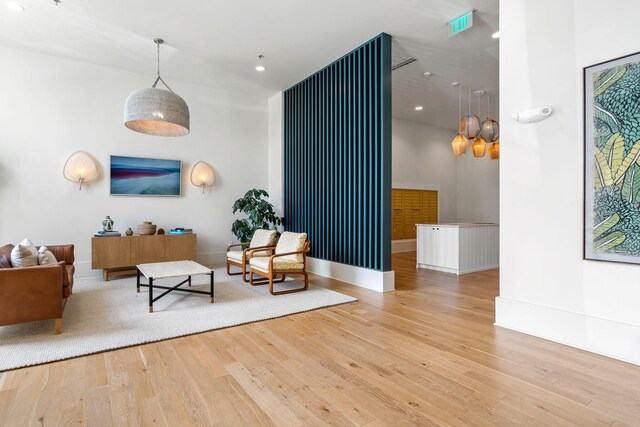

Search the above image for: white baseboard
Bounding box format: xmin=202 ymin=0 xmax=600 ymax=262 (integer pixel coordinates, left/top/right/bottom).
xmin=74 ymin=252 xmax=227 ymax=279
xmin=495 ymin=297 xmax=640 ymax=366
xmin=306 ymin=257 xmax=395 ymax=292
xmin=417 ymin=263 xmax=499 ymax=276
xmin=416 ymin=263 xmax=458 ymax=274
xmin=392 ymin=239 xmax=416 ymax=253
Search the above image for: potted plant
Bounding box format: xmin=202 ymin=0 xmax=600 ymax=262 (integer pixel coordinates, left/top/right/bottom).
xmin=231 ymin=189 xmax=283 ymax=244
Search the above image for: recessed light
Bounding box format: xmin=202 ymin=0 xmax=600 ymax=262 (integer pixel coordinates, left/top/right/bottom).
xmin=415 ymin=106 xmax=423 ymax=111
xmin=4 ymin=1 xmax=24 ymax=11
xmin=423 ymin=72 xmax=432 ymax=78
xmin=492 ymin=31 xmax=500 ymax=39
xmin=255 ymin=54 xmax=266 ymax=72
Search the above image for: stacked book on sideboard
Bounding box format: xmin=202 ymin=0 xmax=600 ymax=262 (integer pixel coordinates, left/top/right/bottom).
xmin=168 ymin=228 xmax=193 ymax=235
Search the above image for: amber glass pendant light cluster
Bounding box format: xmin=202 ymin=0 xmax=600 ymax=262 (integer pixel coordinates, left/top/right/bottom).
xmin=451 ymin=87 xmax=500 ymax=161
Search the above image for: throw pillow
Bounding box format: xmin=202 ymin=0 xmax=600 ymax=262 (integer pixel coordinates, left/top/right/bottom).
xmin=38 ymin=246 xmax=58 ymax=265
xmin=10 ymin=238 xmax=38 ymax=267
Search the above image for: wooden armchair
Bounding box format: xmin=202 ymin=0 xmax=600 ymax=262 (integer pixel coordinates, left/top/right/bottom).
xmin=226 ymin=229 xmax=278 ymax=282
xmin=248 ymin=232 xmax=310 ymax=295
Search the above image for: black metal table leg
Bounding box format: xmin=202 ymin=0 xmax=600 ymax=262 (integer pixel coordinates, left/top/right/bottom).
xmin=210 ymin=271 xmax=215 ymax=303
xmin=138 ymin=268 xmax=215 ymax=312
xmin=149 ymin=277 xmax=154 ymax=313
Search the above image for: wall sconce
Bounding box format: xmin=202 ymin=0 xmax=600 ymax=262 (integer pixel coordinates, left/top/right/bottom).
xmin=511 ymin=106 xmax=553 ymax=123
xmin=63 ymin=151 xmax=99 ymax=190
xmin=190 ymin=161 xmax=215 ymax=193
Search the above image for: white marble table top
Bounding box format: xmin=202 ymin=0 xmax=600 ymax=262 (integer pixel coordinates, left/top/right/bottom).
xmin=137 ymin=260 xmax=212 ymax=279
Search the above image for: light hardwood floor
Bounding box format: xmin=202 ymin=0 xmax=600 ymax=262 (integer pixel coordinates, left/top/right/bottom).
xmin=2 ymin=251 xmax=640 ymax=426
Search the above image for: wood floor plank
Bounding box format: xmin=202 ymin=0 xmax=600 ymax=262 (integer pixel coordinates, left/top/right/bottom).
xmin=224 ymin=361 xmax=302 ymax=426
xmin=2 ymin=251 xmax=640 ymax=426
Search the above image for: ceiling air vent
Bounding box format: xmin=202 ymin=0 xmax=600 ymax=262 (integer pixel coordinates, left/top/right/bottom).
xmin=392 ymin=58 xmax=416 ymax=71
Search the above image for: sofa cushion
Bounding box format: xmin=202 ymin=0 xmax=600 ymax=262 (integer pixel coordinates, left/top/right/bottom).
xmin=0 ymin=244 xmax=13 ymax=268
xmin=38 ymin=246 xmax=58 ymax=265
xmin=250 ymin=229 xmax=278 ymax=256
xmin=46 ymin=245 xmax=74 ymax=265
xmin=226 ymin=250 xmax=244 ymax=262
xmin=250 ymin=257 xmax=304 ymax=272
xmin=10 ymin=239 xmax=38 ymax=267
xmin=275 ymin=232 xmax=307 ymax=262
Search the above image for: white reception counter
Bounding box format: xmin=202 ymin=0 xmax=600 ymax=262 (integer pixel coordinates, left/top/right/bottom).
xmin=416 ymin=223 xmax=499 ymax=275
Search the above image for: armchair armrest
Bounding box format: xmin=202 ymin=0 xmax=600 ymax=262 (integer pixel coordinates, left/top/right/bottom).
xmin=227 ymin=242 xmax=250 ymax=251
xmin=269 ymin=249 xmax=310 ymax=260
xmin=246 ymin=245 xmax=276 ymax=258
xmin=45 ymin=244 xmax=75 ymax=265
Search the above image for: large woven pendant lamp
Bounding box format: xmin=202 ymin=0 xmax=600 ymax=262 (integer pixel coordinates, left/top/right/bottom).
xmin=124 ymin=38 xmax=190 ymax=137
xmin=451 ymin=83 xmax=468 ymax=156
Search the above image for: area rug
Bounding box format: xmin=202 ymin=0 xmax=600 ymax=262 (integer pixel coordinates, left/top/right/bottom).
xmin=0 ymin=268 xmax=356 ymax=371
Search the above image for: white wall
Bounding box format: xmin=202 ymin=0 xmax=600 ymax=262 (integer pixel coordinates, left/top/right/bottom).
xmin=497 ymin=0 xmax=640 ymax=364
xmin=268 ymin=92 xmax=284 ymax=216
xmin=456 ymin=151 xmax=500 ymax=223
xmin=0 ymin=46 xmax=268 ymax=277
xmin=392 ymin=118 xmax=458 ymax=222
xmin=392 ymin=117 xmax=499 ymax=224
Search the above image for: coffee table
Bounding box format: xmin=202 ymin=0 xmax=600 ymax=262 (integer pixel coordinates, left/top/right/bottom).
xmin=136 ymin=260 xmax=214 ymax=313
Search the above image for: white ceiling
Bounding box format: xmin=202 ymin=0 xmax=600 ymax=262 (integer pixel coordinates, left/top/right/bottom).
xmin=0 ymin=0 xmax=498 ymax=129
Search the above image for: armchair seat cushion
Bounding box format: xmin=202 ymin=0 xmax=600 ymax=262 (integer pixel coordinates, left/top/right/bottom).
xmin=250 ymin=257 xmax=304 ymax=272
xmin=226 ymin=250 xmax=244 ymax=262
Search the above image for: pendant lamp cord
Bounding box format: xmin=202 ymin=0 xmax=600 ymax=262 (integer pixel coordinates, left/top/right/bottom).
xmin=486 ymin=93 xmax=490 ymax=119
xmin=151 ymin=40 xmax=175 ymax=93
xmin=468 ymin=88 xmax=471 ymax=115
xmin=458 ymin=84 xmax=461 ymax=121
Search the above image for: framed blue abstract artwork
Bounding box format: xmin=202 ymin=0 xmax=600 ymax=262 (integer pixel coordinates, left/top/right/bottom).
xmin=110 ymin=155 xmax=181 ymax=196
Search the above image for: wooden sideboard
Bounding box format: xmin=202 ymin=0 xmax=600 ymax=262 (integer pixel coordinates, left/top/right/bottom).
xmin=92 ymin=234 xmax=197 ymax=280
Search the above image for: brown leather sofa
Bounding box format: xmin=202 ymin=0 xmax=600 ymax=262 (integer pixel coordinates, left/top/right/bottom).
xmin=0 ymin=244 xmax=75 ymax=334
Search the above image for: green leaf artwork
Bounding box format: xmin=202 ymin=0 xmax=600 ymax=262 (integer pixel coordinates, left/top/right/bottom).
xmin=586 ymin=53 xmax=640 ymax=262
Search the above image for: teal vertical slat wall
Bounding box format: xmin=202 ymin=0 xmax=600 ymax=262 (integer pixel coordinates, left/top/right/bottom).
xmin=284 ymin=33 xmax=392 ymax=271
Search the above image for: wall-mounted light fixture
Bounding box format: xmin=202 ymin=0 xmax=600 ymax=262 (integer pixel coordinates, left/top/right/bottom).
xmin=63 ymin=151 xmax=99 ymax=190
xmin=190 ymin=161 xmax=215 ymax=193
xmin=512 ymin=106 xmax=553 ymax=123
